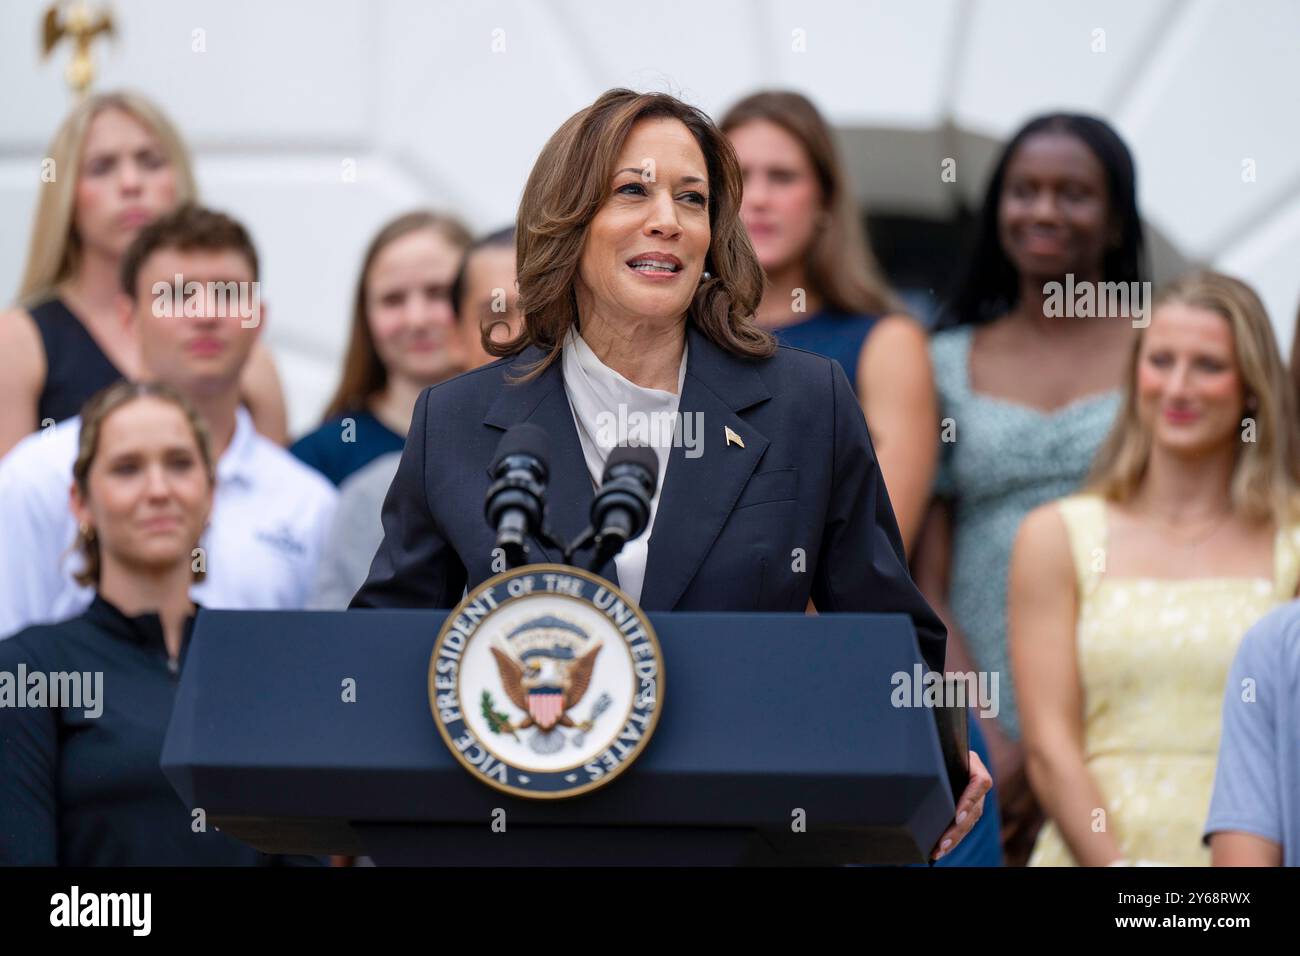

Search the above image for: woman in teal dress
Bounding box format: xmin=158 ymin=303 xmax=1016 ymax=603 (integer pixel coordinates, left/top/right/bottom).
xmin=913 ymin=113 xmax=1149 ymax=863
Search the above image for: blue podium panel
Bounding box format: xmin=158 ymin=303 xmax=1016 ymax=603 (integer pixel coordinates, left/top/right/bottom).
xmin=161 ymin=610 xmax=957 ymax=865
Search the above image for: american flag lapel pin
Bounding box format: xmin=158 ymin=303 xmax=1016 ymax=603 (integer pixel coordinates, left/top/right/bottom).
xmin=724 ymin=426 xmax=744 ymax=448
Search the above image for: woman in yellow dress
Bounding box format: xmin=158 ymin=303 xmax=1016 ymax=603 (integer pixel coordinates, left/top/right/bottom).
xmin=1009 ymin=270 xmax=1300 ymax=866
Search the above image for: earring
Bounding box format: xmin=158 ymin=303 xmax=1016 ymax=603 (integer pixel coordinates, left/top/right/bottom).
xmin=79 ymin=521 xmax=95 ymax=542
xmin=701 ymin=271 xmax=712 ymax=281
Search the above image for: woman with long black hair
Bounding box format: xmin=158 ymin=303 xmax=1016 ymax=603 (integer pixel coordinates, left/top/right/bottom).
xmin=913 ymin=112 xmax=1148 ymax=862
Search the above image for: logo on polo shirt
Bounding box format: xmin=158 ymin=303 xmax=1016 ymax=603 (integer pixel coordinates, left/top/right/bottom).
xmin=254 ymin=523 xmax=308 ymax=557
xmin=429 ymin=565 xmax=663 ymax=799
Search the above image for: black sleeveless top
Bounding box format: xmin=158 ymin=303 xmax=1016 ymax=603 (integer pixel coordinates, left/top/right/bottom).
xmin=30 ymin=297 xmax=123 ymax=424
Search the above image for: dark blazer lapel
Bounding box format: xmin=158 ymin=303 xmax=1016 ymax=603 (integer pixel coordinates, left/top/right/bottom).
xmin=639 ymin=324 xmax=771 ymax=610
xmin=482 ymin=350 xmax=610 ymax=578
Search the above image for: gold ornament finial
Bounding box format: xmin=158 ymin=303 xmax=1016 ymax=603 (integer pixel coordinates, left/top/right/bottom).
xmin=42 ymin=1 xmax=116 ymax=98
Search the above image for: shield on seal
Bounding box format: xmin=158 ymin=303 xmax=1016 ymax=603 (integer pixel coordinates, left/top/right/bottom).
xmin=528 ymin=687 xmax=565 ymax=729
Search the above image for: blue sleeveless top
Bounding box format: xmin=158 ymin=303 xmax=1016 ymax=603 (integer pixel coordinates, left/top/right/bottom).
xmin=770 ymin=310 xmax=879 ymax=393
xmin=290 ymin=410 xmax=405 ymax=486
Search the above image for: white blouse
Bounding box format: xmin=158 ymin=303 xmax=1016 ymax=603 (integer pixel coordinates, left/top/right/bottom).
xmin=561 ymin=325 xmax=687 ymax=605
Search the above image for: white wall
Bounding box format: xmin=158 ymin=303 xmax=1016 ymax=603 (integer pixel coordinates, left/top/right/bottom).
xmin=3 ymin=0 xmax=1297 ymax=434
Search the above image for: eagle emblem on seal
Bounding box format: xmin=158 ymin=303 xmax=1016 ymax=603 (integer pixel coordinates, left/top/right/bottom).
xmin=484 ymin=615 xmax=610 ymax=754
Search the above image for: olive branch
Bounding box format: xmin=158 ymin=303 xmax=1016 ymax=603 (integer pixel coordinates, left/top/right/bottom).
xmin=481 ymin=690 xmax=519 ymax=740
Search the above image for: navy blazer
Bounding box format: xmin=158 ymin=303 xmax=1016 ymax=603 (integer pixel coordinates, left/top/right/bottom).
xmin=351 ymin=322 xmax=946 ymax=673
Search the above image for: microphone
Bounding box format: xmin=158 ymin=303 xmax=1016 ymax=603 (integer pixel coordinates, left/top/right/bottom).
xmin=484 ymin=424 xmax=551 ymax=569
xmin=587 ymin=444 xmax=659 ymax=570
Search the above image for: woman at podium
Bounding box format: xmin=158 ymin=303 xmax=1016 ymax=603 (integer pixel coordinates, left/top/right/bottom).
xmin=351 ymin=88 xmax=991 ymax=859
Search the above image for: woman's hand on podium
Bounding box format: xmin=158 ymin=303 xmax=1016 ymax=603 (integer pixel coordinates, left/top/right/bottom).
xmin=931 ymin=750 xmax=993 ymax=861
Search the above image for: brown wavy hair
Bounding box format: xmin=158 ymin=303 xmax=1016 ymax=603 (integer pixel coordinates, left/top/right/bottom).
xmin=1292 ymin=301 xmax=1300 ymax=415
xmin=72 ymin=381 xmax=216 ymax=587
xmin=1088 ymin=270 xmax=1300 ymax=525
xmin=719 ymin=90 xmax=900 ymax=317
xmin=322 ymin=210 xmax=472 ymax=420
xmin=496 ymin=88 xmax=774 ymax=374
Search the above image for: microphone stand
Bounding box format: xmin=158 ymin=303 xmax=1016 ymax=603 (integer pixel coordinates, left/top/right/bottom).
xmin=504 ymin=525 xmax=568 ymax=571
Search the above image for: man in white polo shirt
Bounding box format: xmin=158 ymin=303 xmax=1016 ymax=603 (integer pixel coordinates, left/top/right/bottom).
xmin=0 ymin=204 xmax=336 ymax=639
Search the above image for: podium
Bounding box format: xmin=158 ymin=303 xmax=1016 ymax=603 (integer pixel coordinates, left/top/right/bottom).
xmin=161 ymin=609 xmax=966 ymax=865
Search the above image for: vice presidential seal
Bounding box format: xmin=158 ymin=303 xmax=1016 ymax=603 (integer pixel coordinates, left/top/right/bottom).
xmin=428 ymin=565 xmax=663 ymax=799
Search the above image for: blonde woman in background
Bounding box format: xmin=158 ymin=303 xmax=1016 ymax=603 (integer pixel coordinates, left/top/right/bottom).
xmin=0 ymin=91 xmax=287 ymax=458
xmin=1010 ymin=271 xmax=1300 ymax=866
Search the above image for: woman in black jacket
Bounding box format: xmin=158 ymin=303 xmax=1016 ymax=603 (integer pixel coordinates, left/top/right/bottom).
xmin=0 ymin=381 xmax=306 ymax=865
xmin=351 ymin=89 xmax=991 ymax=859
